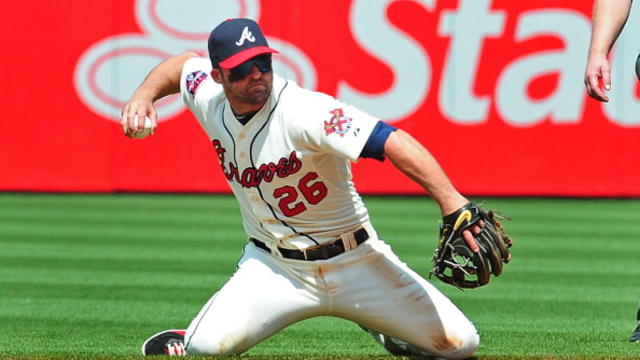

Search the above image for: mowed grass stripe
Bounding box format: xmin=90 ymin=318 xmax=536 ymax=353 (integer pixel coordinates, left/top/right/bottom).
xmin=1 ymin=257 xmax=236 ymax=291
xmin=0 ymin=193 xmax=239 ymax=211
xmin=0 ymin=207 xmax=241 ymax=228
xmin=1 ymin=236 xmax=241 ymax=258
xmin=0 ymin=281 xmax=220 ymax=303
xmin=1 ymin=194 xmax=640 ymax=359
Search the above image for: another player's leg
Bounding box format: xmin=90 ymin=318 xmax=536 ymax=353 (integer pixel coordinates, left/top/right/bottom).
xmin=630 ymin=303 xmax=640 ymax=343
xmin=141 ymin=330 xmax=186 ymax=356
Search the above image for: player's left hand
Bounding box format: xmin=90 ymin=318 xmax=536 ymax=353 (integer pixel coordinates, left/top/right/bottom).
xmin=430 ymin=202 xmax=513 ymax=289
xmin=439 ymin=198 xmax=481 ymax=253
xmin=462 ymin=221 xmax=482 ymax=253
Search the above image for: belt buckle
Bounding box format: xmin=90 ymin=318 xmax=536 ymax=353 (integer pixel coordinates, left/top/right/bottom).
xmin=301 ymin=241 xmax=334 ymax=261
xmin=299 ymin=230 xmax=363 ymax=261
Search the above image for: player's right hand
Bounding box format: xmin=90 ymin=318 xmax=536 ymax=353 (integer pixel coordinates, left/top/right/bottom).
xmin=120 ymin=98 xmax=158 ymax=138
xmin=584 ymin=52 xmax=611 ymax=102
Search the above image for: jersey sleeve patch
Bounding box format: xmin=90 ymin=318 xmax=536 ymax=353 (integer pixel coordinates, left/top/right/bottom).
xmin=323 ymin=108 xmax=353 ymax=137
xmin=185 ymin=70 xmax=209 ymax=95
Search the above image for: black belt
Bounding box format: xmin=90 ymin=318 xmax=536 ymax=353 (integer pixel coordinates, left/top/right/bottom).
xmin=250 ymin=228 xmax=369 ymax=261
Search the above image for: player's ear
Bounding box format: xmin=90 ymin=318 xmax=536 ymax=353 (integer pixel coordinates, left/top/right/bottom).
xmin=211 ymin=68 xmax=223 ymax=84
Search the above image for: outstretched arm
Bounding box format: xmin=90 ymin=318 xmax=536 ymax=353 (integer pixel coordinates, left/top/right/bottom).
xmin=383 ymin=129 xmax=480 ymax=251
xmin=121 ymin=52 xmax=199 ymax=137
xmin=584 ymin=0 xmax=633 ymax=102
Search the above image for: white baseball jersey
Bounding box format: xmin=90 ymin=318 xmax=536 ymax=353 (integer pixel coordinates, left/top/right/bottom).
xmin=180 ymin=57 xmax=379 ymax=250
xmin=176 ymin=57 xmax=479 ymax=359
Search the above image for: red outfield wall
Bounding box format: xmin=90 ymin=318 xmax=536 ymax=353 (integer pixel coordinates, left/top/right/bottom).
xmin=1 ymin=0 xmax=639 ymax=196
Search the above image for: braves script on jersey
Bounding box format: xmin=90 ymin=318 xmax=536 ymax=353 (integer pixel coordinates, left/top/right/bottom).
xmin=181 ymin=57 xmax=379 ymax=250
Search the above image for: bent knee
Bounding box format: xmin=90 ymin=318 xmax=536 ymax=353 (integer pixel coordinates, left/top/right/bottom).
xmin=185 ymin=332 xmax=250 ymax=356
xmin=431 ymin=330 xmax=479 ymax=360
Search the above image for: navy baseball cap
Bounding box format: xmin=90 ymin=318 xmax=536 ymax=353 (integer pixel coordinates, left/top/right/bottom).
xmin=208 ymin=18 xmax=279 ymax=69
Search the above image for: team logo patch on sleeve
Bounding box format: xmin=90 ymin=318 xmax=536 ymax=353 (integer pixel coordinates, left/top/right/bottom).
xmin=324 ymin=108 xmax=352 ymax=136
xmin=186 ymin=71 xmax=208 ymax=95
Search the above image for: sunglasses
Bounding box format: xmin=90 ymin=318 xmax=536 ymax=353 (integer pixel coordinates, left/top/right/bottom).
xmin=228 ymin=54 xmax=272 ymax=82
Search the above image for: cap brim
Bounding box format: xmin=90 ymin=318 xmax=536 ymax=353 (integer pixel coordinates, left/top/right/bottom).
xmin=219 ymin=46 xmax=279 ymax=69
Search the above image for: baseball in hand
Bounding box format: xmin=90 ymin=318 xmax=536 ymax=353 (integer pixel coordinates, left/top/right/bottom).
xmin=131 ymin=115 xmax=154 ymax=139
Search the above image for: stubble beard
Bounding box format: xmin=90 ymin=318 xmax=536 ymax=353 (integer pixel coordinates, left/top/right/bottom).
xmin=223 ymin=75 xmax=273 ymax=107
xmin=242 ymin=82 xmax=272 ymax=104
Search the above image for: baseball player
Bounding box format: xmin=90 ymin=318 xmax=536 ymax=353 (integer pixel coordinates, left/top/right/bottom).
xmin=122 ymin=18 xmax=487 ymax=358
xmin=584 ymin=0 xmax=640 ymax=343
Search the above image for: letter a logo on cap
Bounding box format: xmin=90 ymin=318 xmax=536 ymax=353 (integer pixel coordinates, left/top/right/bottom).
xmin=235 ymin=26 xmax=256 ymax=46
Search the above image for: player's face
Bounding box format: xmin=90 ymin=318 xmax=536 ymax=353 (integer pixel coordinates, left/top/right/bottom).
xmin=218 ymin=55 xmax=273 ymax=107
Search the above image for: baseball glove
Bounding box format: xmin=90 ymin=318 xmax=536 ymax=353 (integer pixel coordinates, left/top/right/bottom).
xmin=430 ymin=202 xmax=512 ymax=289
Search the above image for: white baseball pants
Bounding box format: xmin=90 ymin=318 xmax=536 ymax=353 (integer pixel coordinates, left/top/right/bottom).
xmin=184 ymin=229 xmax=479 ymax=359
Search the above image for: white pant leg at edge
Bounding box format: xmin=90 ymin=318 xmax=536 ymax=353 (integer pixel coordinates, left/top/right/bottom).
xmin=324 ymin=236 xmax=479 ymax=360
xmin=183 ymin=244 xmax=327 ymax=355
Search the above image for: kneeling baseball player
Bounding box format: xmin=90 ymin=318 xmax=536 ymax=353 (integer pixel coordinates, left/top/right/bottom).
xmin=122 ymin=18 xmax=513 ymax=358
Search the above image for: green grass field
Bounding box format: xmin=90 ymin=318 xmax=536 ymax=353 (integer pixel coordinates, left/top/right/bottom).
xmin=1 ymin=194 xmax=639 ymax=360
